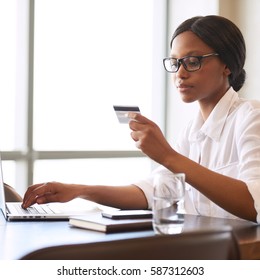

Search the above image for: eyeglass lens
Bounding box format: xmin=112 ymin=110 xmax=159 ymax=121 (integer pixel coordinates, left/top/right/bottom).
xmin=167 ymin=57 xmax=201 ymax=72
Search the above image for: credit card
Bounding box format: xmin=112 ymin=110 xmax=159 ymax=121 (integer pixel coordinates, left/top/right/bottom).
xmin=113 ymin=105 xmax=140 ymax=124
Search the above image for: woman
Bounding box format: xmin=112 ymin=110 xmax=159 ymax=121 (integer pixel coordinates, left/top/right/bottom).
xmin=22 ymin=15 xmax=260 ymax=223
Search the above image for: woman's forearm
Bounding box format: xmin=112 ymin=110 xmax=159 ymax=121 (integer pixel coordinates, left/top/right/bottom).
xmin=78 ymin=184 xmax=148 ymax=210
xmin=162 ymin=151 xmax=257 ymax=222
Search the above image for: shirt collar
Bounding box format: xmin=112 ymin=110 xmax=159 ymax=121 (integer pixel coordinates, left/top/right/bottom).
xmin=189 ymin=87 xmax=239 ymax=142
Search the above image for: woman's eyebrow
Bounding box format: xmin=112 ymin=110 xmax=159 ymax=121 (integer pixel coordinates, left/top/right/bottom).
xmin=170 ymin=51 xmax=202 ymax=58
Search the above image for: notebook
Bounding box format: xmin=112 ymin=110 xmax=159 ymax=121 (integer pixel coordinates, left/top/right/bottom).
xmin=69 ymin=213 xmax=152 ymax=233
xmin=0 ymin=156 xmax=100 ymax=221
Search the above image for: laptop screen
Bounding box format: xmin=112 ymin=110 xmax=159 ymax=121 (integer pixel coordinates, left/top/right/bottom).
xmin=0 ymin=156 xmax=7 ymax=219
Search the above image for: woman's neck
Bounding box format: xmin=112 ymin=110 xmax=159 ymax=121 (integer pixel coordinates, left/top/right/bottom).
xmin=199 ymin=86 xmax=231 ymax=121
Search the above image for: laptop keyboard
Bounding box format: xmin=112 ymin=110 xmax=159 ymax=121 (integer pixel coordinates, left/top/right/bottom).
xmin=14 ymin=203 xmax=55 ymax=215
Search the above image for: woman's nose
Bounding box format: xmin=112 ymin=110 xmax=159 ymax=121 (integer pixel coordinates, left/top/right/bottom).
xmin=175 ymin=63 xmax=189 ymax=79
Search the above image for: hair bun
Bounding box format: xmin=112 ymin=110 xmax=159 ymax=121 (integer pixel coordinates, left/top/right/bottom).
xmin=230 ymin=69 xmax=246 ymax=91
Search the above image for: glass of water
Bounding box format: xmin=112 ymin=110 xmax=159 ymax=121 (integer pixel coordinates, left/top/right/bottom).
xmin=153 ymin=171 xmax=185 ymax=235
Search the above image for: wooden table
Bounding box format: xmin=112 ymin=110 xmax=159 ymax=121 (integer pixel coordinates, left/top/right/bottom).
xmin=0 ymin=211 xmax=259 ymax=259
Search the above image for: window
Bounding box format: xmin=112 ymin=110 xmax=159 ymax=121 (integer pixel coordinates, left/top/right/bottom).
xmin=33 ymin=0 xmax=154 ymax=151
xmin=1 ymin=0 xmax=166 ymax=194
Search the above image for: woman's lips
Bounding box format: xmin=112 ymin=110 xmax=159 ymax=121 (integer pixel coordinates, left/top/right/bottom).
xmin=177 ymin=83 xmax=193 ymax=92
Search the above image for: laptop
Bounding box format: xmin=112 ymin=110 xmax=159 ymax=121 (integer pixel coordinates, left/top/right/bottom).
xmin=0 ymin=157 xmax=101 ymax=220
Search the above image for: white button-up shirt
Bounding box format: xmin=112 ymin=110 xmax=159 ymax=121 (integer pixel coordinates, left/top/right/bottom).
xmin=136 ymin=88 xmax=260 ymax=222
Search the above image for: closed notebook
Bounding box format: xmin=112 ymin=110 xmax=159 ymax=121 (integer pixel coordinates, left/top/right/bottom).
xmin=69 ymin=213 xmax=152 ymax=233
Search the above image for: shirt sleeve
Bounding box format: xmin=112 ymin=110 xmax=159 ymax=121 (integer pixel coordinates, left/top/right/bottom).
xmin=236 ymin=103 xmax=260 ymax=223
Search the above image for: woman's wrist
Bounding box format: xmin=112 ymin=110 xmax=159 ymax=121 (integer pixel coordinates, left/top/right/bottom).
xmin=161 ymin=149 xmax=179 ymax=171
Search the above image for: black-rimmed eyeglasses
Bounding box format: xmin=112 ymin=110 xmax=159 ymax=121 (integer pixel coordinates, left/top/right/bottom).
xmin=163 ymin=53 xmax=219 ymax=73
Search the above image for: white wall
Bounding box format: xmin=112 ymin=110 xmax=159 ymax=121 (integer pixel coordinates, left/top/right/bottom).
xmin=219 ymin=0 xmax=260 ymax=100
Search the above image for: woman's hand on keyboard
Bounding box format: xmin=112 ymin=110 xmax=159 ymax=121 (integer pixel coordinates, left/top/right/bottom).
xmin=21 ymin=182 xmax=81 ymax=209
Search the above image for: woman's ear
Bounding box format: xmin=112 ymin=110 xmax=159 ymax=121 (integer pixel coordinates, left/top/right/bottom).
xmin=224 ymin=65 xmax=231 ymax=76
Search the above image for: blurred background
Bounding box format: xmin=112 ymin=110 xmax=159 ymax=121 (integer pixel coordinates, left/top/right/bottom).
xmin=0 ymin=0 xmax=259 ymax=195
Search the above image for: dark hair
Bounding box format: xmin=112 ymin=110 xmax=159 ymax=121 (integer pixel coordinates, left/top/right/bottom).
xmin=170 ymin=15 xmax=246 ymax=91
